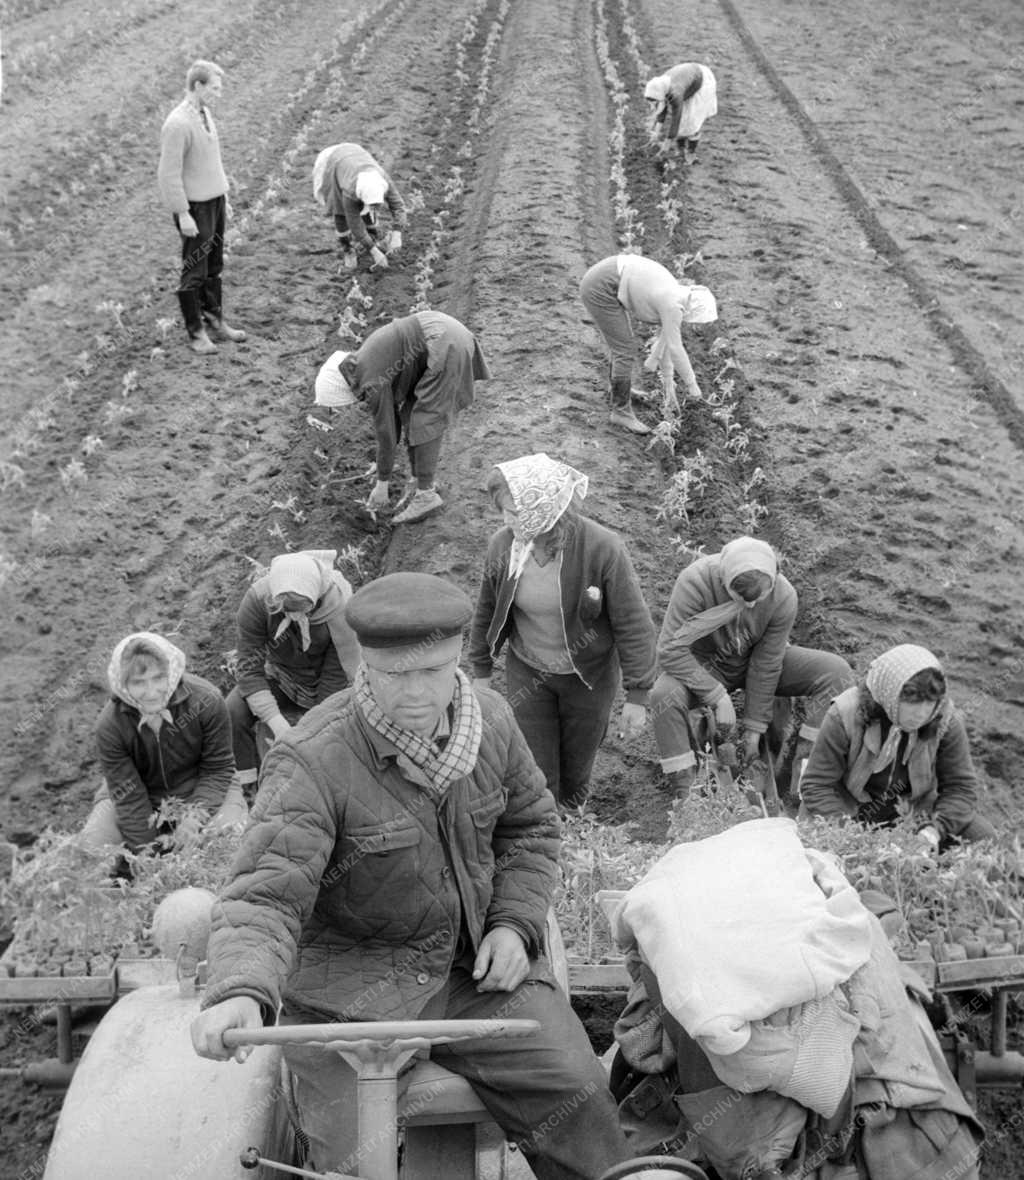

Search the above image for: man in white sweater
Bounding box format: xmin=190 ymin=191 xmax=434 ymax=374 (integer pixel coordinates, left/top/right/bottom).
xmin=158 ymin=60 xmax=246 ymax=355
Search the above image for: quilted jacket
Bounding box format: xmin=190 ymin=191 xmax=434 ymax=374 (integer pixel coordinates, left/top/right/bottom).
xmin=203 ymin=684 xmax=558 ymax=1021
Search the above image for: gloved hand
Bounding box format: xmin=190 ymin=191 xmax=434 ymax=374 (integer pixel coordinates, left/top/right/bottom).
xmin=367 ymin=479 xmax=390 ymax=510
xmin=369 ymin=245 xmax=389 ymax=270
xmin=386 ymin=229 xmax=403 ymax=253
xmin=267 ymin=714 xmax=292 ymax=741
xmin=618 ymin=702 xmax=647 ymax=739
xmin=915 ymin=825 xmax=941 ymax=855
xmin=713 ymin=694 xmax=736 ymax=732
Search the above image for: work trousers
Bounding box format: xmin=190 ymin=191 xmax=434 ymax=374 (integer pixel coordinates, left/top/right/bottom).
xmin=579 ymin=256 xmax=637 ymax=384
xmin=282 ymin=956 xmax=630 ymax=1180
xmin=225 ymin=681 xmax=306 ymax=779
xmin=175 ymin=194 xmax=226 ymax=331
xmin=650 ymin=645 xmax=854 ymax=773
xmin=506 ymin=648 xmax=620 ymax=807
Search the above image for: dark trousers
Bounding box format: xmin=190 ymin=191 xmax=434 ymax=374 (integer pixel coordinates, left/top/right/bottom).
xmin=175 ymin=194 xmax=226 ymax=333
xmin=282 ymin=958 xmax=630 ymax=1180
xmin=408 ymin=436 xmax=443 ymax=488
xmin=225 ymin=682 xmax=306 ymax=776
xmin=506 ymin=648 xmax=620 ymax=806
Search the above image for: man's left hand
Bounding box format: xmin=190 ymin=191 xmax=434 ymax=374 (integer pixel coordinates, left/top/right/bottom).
xmin=741 ymin=730 xmax=762 ymax=761
xmin=472 ymin=926 xmax=529 ymax=992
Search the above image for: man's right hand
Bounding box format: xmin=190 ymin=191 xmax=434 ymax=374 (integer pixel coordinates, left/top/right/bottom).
xmin=191 ymin=996 xmax=263 ymax=1063
xmin=178 ymin=212 xmax=199 ymax=237
xmin=713 ymin=694 xmax=737 ymax=732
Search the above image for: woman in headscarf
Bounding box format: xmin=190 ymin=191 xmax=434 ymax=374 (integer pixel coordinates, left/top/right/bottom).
xmin=312 ymin=141 xmax=408 ymax=271
xmin=313 ymin=310 xmax=491 ymax=523
xmin=800 ymin=644 xmax=996 ymax=850
xmin=83 ymin=632 xmax=243 ymax=854
xmin=468 ymin=454 xmax=656 ymax=808
xmin=579 ymin=253 xmax=717 ymax=433
xmin=226 ymin=549 xmax=361 ymax=790
xmin=650 ymin=536 xmax=854 ymax=797
xmin=644 ymin=62 xmax=718 ymax=163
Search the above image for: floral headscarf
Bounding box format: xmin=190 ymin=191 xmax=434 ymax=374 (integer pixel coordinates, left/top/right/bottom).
xmin=108 ymin=632 xmax=187 ymax=734
xmin=494 ymin=454 xmax=589 ymax=579
xmin=864 ymin=644 xmax=949 ymax=773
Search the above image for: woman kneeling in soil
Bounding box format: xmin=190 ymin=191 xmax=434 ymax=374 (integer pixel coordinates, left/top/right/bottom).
xmin=579 ymin=253 xmax=717 ymax=434
xmin=469 ymin=453 xmax=656 ymax=809
xmin=226 ymin=549 xmax=361 ymax=791
xmin=800 ymin=643 xmax=996 ymax=852
xmin=83 ymin=632 xmax=245 ymax=855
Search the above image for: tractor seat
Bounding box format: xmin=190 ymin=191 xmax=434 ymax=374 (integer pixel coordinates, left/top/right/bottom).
xmin=399 ymin=1059 xmax=488 ymax=1125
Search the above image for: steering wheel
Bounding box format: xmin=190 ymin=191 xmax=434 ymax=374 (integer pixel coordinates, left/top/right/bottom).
xmin=598 ymin=1157 xmax=709 ymax=1180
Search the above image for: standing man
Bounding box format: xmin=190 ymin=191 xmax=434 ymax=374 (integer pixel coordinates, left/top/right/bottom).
xmin=158 ymin=60 xmax=246 ymax=355
xmin=313 ymin=311 xmax=490 ymax=523
xmin=191 ymin=572 xmax=630 ymax=1180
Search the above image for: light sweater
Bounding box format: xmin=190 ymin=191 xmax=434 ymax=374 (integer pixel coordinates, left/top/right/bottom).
xmin=615 ymin=254 xmax=700 ymax=397
xmin=158 ymin=99 xmax=229 ymax=214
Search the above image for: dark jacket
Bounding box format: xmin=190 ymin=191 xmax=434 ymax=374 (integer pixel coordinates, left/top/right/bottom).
xmin=468 ymin=517 xmax=657 ymax=702
xmin=234 ymin=583 xmax=351 ymax=710
xmin=94 ymin=673 xmax=234 ymax=850
xmin=656 ymin=554 xmax=798 ymax=732
xmin=202 ymin=685 xmax=558 ymax=1021
xmin=339 ymin=312 xmax=489 ymax=480
xmin=800 ymin=686 xmax=979 ymax=838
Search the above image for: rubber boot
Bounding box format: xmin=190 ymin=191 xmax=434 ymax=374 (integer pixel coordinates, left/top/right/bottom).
xmin=178 ymin=290 xmax=217 ymax=354
xmin=608 ymin=375 xmax=650 ymax=434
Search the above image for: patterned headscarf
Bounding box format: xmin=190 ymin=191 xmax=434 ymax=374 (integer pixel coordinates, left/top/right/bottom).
xmin=669 ymin=536 xmax=778 ymax=646
xmin=354 ymin=665 xmax=482 ymax=798
xmin=494 ymin=453 xmax=589 ymax=579
xmin=108 ymin=632 xmax=187 ymax=735
xmin=864 ymin=644 xmax=948 ymax=773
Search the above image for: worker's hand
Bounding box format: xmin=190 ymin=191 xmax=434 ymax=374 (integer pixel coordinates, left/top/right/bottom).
xmin=369 ymin=245 xmax=389 ymax=270
xmin=367 ymin=479 xmax=391 ymax=510
xmin=191 ymin=996 xmax=263 ymax=1063
xmin=267 ymin=714 xmax=292 ymax=741
xmin=915 ymin=825 xmax=941 ymax=856
xmin=618 ymin=702 xmax=646 ymax=739
xmin=473 ymin=926 xmax=529 ymax=993
xmin=713 ymin=694 xmax=736 ymax=732
xmin=177 ymin=212 xmax=199 ymax=238
xmin=386 ymin=229 xmax=402 ymax=253
xmin=740 ymin=730 xmax=762 ymax=762
xmin=472 ymin=677 xmax=492 ymax=694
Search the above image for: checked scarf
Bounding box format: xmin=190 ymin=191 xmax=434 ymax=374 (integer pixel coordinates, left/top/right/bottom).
xmin=354 ymin=664 xmax=483 ymax=798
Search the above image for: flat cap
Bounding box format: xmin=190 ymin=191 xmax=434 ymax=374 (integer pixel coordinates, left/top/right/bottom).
xmin=345 ymin=572 xmax=473 ymax=649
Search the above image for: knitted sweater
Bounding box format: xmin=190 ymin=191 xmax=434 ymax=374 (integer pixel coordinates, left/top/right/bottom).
xmin=158 ymin=99 xmax=229 ymax=214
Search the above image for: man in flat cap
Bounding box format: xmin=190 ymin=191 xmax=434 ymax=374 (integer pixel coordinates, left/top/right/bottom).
xmin=192 ymin=572 xmax=629 ymax=1179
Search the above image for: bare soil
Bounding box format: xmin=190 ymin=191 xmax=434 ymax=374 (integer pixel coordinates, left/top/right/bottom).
xmin=1 ymin=0 xmax=1021 ymax=1174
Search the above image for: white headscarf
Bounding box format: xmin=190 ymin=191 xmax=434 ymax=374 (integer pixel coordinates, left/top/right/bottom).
xmin=494 ymin=454 xmax=589 ymax=579
xmin=355 ymin=169 xmax=388 ymax=209
xmin=314 ymin=351 xmax=355 ymax=407
xmin=669 ymin=537 xmax=778 ymax=647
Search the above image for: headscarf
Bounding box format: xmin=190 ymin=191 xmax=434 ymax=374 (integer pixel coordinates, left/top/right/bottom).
xmin=311 ymin=145 xmax=333 ymax=208
xmin=678 ymin=283 xmax=718 ymax=324
xmin=670 ymin=536 xmax=778 ymax=646
xmin=108 ymin=632 xmax=187 ymax=735
xmin=354 ymin=665 xmax=482 ymax=798
xmin=644 ymin=74 xmax=671 ymax=108
xmin=265 ymin=549 xmax=355 ymax=655
xmin=314 ymin=351 xmax=356 ymax=407
xmin=864 ymin=644 xmax=948 ymax=773
xmin=355 ymin=169 xmax=388 ymax=210
xmin=494 ymin=453 xmax=589 ymax=579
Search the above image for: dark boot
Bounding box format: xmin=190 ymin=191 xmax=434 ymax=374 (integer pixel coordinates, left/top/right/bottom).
xmin=608 ymin=375 xmax=650 ymax=434
xmin=178 ymin=290 xmax=217 ymax=354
